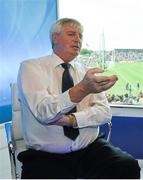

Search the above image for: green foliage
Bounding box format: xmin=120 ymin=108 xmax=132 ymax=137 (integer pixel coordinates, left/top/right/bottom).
xmin=80 ymin=48 xmax=94 ymax=56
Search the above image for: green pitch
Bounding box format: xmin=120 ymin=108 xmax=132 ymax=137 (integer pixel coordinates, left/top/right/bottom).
xmin=94 ymin=62 xmax=143 ymax=96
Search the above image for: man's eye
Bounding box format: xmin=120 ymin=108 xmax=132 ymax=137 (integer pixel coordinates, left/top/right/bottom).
xmin=67 ymin=33 xmax=74 ymax=36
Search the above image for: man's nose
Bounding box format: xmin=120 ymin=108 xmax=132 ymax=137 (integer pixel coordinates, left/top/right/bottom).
xmin=74 ymin=34 xmax=81 ymax=42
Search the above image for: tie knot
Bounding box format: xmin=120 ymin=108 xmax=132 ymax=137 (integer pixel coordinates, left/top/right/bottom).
xmin=61 ymin=63 xmax=71 ymax=70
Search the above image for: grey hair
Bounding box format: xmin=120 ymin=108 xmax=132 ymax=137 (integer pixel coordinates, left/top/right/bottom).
xmin=50 ymin=18 xmax=83 ymax=47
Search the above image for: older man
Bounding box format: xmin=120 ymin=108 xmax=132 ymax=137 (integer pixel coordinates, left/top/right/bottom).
xmin=17 ymin=18 xmax=140 ymax=179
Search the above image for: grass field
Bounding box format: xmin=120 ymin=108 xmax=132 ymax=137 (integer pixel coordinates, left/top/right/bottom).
xmin=94 ymin=61 xmax=143 ymax=96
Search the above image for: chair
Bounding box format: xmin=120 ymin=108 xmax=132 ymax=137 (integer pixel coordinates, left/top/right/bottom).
xmin=5 ymin=83 xmax=112 ymax=179
xmin=5 ymin=83 xmax=26 ymax=179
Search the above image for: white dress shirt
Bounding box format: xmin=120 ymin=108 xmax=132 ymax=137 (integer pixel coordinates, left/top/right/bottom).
xmin=17 ymin=53 xmax=112 ymax=153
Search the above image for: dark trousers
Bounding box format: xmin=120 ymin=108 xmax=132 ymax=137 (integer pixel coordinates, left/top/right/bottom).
xmin=18 ymin=134 xmax=140 ymax=179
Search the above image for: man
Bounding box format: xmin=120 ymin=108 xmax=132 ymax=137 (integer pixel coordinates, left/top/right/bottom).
xmin=17 ymin=18 xmax=140 ymax=179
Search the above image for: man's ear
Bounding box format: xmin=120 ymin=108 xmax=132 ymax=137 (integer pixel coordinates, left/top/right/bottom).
xmin=52 ymin=33 xmax=59 ymax=45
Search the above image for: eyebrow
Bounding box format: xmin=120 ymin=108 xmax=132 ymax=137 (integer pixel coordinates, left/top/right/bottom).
xmin=66 ymin=31 xmax=83 ymax=35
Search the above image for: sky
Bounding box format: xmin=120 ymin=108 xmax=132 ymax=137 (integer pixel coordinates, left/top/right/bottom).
xmin=58 ymin=0 xmax=143 ymax=50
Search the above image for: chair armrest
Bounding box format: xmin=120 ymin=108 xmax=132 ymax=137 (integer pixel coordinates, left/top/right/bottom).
xmin=100 ymin=122 xmax=112 ymax=142
xmin=5 ymin=122 xmax=17 ymax=179
xmin=107 ymin=122 xmax=112 ymax=142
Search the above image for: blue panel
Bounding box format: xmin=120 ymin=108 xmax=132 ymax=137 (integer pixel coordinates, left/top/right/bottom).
xmin=0 ymin=0 xmax=57 ymax=123
xmin=95 ymin=116 xmax=143 ymax=159
xmin=111 ymin=116 xmax=143 ymax=159
xmin=0 ymin=105 xmax=12 ymax=123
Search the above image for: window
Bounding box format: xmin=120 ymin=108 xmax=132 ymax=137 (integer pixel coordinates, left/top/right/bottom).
xmin=58 ymin=0 xmax=143 ymax=106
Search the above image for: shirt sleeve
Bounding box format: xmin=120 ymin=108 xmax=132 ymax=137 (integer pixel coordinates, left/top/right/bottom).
xmin=71 ymin=63 xmax=112 ymax=128
xmin=73 ymin=92 xmax=112 ymax=128
xmin=17 ymin=60 xmax=77 ymax=124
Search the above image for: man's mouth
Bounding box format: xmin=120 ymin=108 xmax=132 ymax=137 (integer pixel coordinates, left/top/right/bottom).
xmin=72 ymin=45 xmax=80 ymax=50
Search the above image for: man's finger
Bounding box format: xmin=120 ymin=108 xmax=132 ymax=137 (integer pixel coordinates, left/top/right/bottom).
xmin=94 ymin=75 xmax=110 ymax=83
xmin=102 ymin=81 xmax=116 ymax=91
xmin=89 ymin=67 xmax=104 ymax=75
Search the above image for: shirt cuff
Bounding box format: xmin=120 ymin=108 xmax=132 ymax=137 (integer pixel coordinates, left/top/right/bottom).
xmin=73 ymin=111 xmax=97 ymax=128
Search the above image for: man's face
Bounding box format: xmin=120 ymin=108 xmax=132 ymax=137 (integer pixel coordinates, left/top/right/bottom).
xmin=53 ymin=23 xmax=83 ymax=62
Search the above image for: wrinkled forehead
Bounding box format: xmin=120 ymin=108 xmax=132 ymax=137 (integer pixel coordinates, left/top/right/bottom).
xmin=61 ymin=23 xmax=83 ymax=33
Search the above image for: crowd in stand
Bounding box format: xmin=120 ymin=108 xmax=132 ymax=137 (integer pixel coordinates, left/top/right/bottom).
xmin=106 ymin=90 xmax=143 ymax=106
xmin=113 ymin=49 xmax=143 ymax=62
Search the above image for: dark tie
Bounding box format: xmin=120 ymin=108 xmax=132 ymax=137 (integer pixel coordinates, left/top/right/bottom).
xmin=61 ymin=63 xmax=79 ymax=140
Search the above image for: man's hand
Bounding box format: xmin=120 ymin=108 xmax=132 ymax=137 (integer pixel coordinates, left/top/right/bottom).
xmin=81 ymin=68 xmax=118 ymax=94
xmin=69 ymin=67 xmax=118 ymax=103
xmin=49 ymin=114 xmax=77 ymax=127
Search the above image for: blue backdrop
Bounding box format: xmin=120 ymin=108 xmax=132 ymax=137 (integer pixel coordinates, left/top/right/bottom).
xmin=101 ymin=116 xmax=143 ymax=159
xmin=0 ymin=0 xmax=57 ymax=123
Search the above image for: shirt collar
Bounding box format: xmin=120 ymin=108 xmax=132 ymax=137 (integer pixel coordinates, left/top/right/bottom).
xmin=51 ymin=52 xmax=77 ymax=69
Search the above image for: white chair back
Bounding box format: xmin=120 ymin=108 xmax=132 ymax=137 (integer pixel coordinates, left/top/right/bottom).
xmin=10 ymin=83 xmax=26 ymax=179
